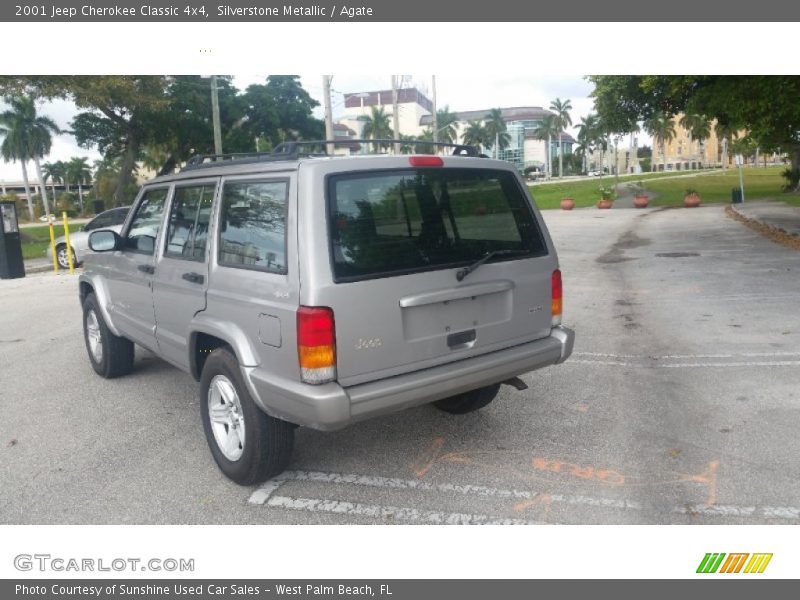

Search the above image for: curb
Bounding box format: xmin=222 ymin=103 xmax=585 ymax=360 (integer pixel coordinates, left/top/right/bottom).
xmin=726 ymin=204 xmax=800 ymax=251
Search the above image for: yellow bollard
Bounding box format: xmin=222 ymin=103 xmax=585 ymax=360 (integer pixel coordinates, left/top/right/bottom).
xmin=47 ymin=214 xmax=59 ymax=274
xmin=62 ymin=211 xmax=75 ymax=274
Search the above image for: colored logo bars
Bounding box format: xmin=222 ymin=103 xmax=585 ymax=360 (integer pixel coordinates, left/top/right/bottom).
xmin=696 ymin=553 xmax=773 ymax=574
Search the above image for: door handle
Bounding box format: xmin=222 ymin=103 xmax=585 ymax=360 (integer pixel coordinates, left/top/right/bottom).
xmin=182 ymin=272 xmax=205 ymax=284
xmin=137 ymin=264 xmax=155 ymax=274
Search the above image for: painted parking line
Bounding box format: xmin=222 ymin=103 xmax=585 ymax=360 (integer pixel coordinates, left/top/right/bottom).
xmin=570 ymin=359 xmax=800 ymax=368
xmin=575 ymin=352 xmax=800 ymax=359
xmin=569 ymin=351 xmax=800 ymax=369
xmin=265 ymin=496 xmax=545 ymax=525
xmin=248 ymin=469 xmax=800 ymax=523
xmin=249 ymin=470 xmax=641 ymax=511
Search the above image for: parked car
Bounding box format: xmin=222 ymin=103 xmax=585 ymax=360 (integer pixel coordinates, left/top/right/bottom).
xmin=47 ymin=206 xmax=130 ymax=268
xmin=79 ymin=141 xmax=575 ymax=484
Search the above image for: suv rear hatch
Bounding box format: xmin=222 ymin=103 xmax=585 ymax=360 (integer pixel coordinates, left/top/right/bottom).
xmin=312 ymin=160 xmax=558 ymax=388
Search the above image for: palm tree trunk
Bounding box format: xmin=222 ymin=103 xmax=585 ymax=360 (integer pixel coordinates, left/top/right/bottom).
xmin=495 ymin=132 xmax=499 ymax=160
xmin=662 ymin=141 xmax=667 ymax=173
xmin=20 ymin=161 xmax=35 ymax=221
xmin=32 ymin=157 xmax=52 ymax=218
xmin=78 ymin=182 xmax=84 ymax=211
xmin=547 ymin=135 xmax=551 ymax=179
xmin=558 ymin=136 xmax=564 ymax=179
xmin=115 ymin=134 xmax=139 ymax=207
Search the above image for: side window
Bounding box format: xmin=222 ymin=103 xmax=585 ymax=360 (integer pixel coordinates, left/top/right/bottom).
xmin=164 ymin=184 xmax=216 ymax=261
xmin=218 ymin=180 xmax=288 ymax=273
xmin=123 ymin=188 xmax=169 ymax=255
xmin=84 ymin=212 xmax=113 ymax=232
xmin=110 ymin=208 xmax=130 ymax=226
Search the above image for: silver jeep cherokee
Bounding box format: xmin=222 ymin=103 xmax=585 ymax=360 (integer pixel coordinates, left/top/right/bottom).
xmin=79 ymin=141 xmax=574 ymax=485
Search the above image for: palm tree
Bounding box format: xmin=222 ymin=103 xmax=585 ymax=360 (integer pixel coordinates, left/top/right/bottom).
xmin=680 ymin=113 xmax=711 ymax=166
xmin=67 ymin=157 xmax=92 ymax=211
xmin=715 ymin=121 xmax=736 ymax=169
xmin=434 ymin=106 xmax=459 ymax=145
xmin=0 ymin=96 xmax=60 ymax=219
xmin=576 ymin=114 xmax=599 ymax=173
xmin=549 ymin=98 xmax=573 ymax=178
xmin=533 ymin=114 xmax=559 ymax=179
xmin=42 ymin=160 xmax=66 ymax=207
xmin=361 ymin=106 xmax=393 ymax=152
xmin=0 ymin=121 xmax=35 ymax=220
xmin=461 ymin=120 xmax=489 ymax=153
xmin=484 ymin=108 xmax=508 ymax=159
xmin=644 ymin=112 xmax=676 ymax=172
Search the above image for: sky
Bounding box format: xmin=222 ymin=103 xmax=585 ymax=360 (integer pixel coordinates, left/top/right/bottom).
xmin=0 ymin=74 xmax=599 ymax=182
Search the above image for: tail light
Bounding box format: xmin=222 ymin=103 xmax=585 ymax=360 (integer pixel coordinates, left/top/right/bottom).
xmin=409 ymin=156 xmax=443 ymax=167
xmin=297 ymin=306 xmax=336 ymax=384
xmin=551 ymin=269 xmax=562 ymax=326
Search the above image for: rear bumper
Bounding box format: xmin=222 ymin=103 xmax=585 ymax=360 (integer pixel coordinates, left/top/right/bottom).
xmin=243 ymin=326 xmax=574 ymax=431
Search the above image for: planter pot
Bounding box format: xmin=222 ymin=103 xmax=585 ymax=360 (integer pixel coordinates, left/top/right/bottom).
xmin=597 ymin=199 xmax=614 ymax=209
xmin=633 ymin=195 xmax=649 ymax=208
xmin=684 ymin=194 xmax=701 ymax=208
xmin=560 ymin=198 xmax=575 ymax=210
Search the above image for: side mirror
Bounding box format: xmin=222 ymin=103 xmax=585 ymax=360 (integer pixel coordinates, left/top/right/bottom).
xmin=89 ymin=230 xmax=121 ymax=252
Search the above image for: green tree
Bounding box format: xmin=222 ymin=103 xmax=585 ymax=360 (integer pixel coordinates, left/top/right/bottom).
xmin=484 ymin=108 xmax=509 ymax=159
xmin=241 ymin=75 xmax=324 ymax=150
xmin=533 ymin=114 xmax=559 ymax=178
xmin=644 ymin=112 xmax=676 ymax=172
xmin=361 ymin=106 xmax=393 ymax=151
xmin=461 ymin=120 xmax=489 ymax=153
xmin=714 ymin=121 xmax=737 ymax=169
xmin=0 ymin=95 xmax=59 ymax=219
xmin=679 ymin=112 xmax=711 ymax=165
xmin=575 ymin=114 xmax=599 ymax=173
xmin=41 ymin=160 xmax=64 ymax=214
xmin=589 ymin=75 xmax=800 ymax=182
xmin=549 ymin=98 xmax=573 ymax=178
xmin=66 ymin=156 xmax=92 ymax=211
xmin=434 ymin=106 xmax=459 ymax=145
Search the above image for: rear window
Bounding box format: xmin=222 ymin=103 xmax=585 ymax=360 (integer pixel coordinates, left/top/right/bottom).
xmin=328 ymin=168 xmax=547 ymax=281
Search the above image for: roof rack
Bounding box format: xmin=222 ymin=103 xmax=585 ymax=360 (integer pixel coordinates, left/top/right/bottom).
xmin=181 ymin=139 xmax=483 ymax=171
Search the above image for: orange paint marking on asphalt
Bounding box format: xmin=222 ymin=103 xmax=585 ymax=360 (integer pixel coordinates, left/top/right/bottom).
xmin=532 ymin=457 xmax=626 ymax=486
xmin=411 ymin=437 xmax=445 ymax=479
xmin=679 ymin=460 xmax=719 ymax=506
xmin=513 ymin=493 xmax=553 ymax=515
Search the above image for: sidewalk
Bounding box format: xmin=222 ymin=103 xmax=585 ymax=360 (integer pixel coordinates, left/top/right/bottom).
xmin=729 ymin=200 xmax=800 ymax=236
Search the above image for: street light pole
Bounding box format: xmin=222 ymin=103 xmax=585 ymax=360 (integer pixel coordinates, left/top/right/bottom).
xmin=323 ymin=75 xmax=334 ymax=155
xmin=210 ymin=76 xmax=222 ymax=155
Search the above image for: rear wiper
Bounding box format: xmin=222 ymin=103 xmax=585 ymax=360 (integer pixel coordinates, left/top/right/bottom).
xmin=455 ymin=249 xmax=529 ymax=282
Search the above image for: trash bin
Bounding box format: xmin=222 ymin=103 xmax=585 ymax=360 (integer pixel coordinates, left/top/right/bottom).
xmin=731 ymin=188 xmax=743 ymax=204
xmin=0 ymin=201 xmax=25 ymax=279
xmin=92 ymin=199 xmax=105 ymax=214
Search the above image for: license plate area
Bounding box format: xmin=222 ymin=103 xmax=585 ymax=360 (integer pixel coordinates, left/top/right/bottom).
xmin=401 ymin=289 xmax=512 ymax=342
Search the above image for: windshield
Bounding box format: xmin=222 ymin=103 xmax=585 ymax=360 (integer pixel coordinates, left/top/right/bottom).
xmin=328 ymin=168 xmax=547 ymax=282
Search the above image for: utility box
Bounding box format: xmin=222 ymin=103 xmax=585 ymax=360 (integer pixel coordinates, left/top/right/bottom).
xmin=0 ymin=201 xmax=25 ymax=279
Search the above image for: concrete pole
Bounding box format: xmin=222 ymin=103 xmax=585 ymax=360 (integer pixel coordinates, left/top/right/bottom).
xmin=323 ymin=75 xmax=334 ymax=155
xmin=391 ymin=76 xmax=400 ymax=154
xmin=431 ymin=75 xmax=438 ymax=145
xmin=210 ymin=76 xmax=223 ymax=155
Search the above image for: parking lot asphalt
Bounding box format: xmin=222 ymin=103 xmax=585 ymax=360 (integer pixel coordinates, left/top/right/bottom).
xmin=2 ymin=205 xmax=799 ymax=524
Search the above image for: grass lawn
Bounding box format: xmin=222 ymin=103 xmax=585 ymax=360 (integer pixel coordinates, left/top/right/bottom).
xmin=528 ymin=166 xmax=798 ymax=209
xmin=20 ymin=224 xmax=79 ymax=260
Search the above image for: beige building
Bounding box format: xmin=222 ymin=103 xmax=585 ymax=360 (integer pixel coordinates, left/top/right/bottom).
xmin=337 ymin=87 xmax=433 ymax=139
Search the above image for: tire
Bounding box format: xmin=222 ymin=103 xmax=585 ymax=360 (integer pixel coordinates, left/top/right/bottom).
xmin=433 ymin=383 xmax=501 ymax=415
xmin=200 ymin=348 xmax=294 ymax=485
xmin=82 ymin=292 xmax=135 ymax=378
xmin=56 ymin=244 xmax=78 ymax=269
